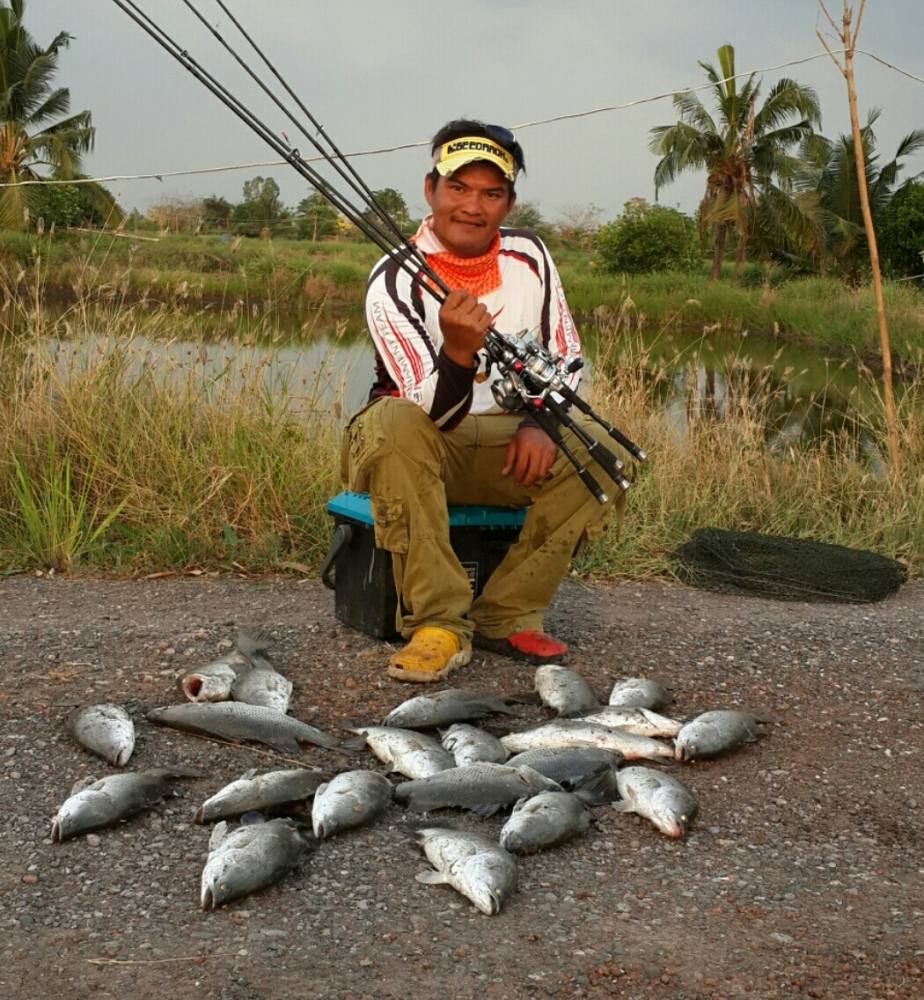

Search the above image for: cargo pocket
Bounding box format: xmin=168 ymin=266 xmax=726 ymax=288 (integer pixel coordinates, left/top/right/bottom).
xmin=575 ymin=489 xmax=626 ymax=553
xmin=343 ymin=398 xmax=387 ymax=492
xmin=371 ymin=496 xmax=409 ymax=554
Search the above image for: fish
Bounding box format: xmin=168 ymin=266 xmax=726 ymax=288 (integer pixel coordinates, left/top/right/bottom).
xmin=505 ymin=747 xmax=624 ymax=804
xmin=674 ymin=710 xmax=762 ymax=761
xmin=613 ymin=766 xmax=698 ymax=838
xmin=200 ymin=817 xmax=312 ymax=911
xmin=500 ymin=719 xmax=674 ymax=761
xmin=414 ymin=827 xmax=517 ymax=915
xmin=51 ymin=767 xmax=202 ymax=842
xmin=441 ymin=723 xmax=509 ymax=766
xmin=577 ymin=706 xmax=683 ymax=738
xmin=231 ymin=660 xmax=293 ymax=715
xmin=383 ymin=688 xmax=516 ymax=729
xmin=179 ymin=629 xmax=268 ymax=703
xmin=394 ymin=762 xmax=561 ymax=817
xmin=499 ymin=791 xmax=592 ymax=854
xmin=311 ymin=770 xmax=393 ymax=840
xmin=534 ymin=665 xmax=600 ymax=716
xmin=195 ymin=767 xmax=328 ymax=824
xmin=67 ymin=704 xmax=135 ymax=767
xmin=608 ymin=678 xmax=670 ymax=710
xmin=147 ymin=703 xmax=361 ymax=754
xmin=351 ymin=726 xmax=455 ymax=779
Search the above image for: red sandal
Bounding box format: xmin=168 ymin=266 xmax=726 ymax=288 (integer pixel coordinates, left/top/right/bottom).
xmin=472 ymin=629 xmax=568 ymax=664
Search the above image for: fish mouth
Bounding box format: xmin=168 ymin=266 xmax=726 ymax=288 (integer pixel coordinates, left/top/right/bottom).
xmin=182 ymin=676 xmax=204 ymax=701
xmin=201 ymin=887 xmax=215 ymax=911
xmin=115 ymin=747 xmax=132 ymax=767
xmin=51 ymin=818 xmax=63 ymax=843
xmin=194 ymin=807 xmax=206 ymax=825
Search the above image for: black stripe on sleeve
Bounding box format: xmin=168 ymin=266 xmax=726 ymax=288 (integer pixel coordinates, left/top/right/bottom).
xmin=430 ymin=348 xmax=477 ymax=431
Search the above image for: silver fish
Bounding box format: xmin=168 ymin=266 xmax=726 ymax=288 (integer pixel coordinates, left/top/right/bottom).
xmin=613 ymin=766 xmax=698 ymax=838
xmin=179 ymin=629 xmax=268 ymax=702
xmin=311 ymin=770 xmax=393 ymax=840
xmin=608 ymin=678 xmax=670 ymax=710
xmin=499 ymin=791 xmax=592 ymax=854
xmin=441 ymin=723 xmax=509 ymax=766
xmin=200 ymin=817 xmax=312 ymax=911
xmin=67 ymin=704 xmax=135 ymax=767
xmin=394 ymin=762 xmax=561 ymax=817
xmin=505 ymin=747 xmax=623 ymax=804
xmin=415 ymin=827 xmax=517 ymax=915
xmin=51 ymin=767 xmax=201 ymax=842
xmin=231 ymin=660 xmax=293 ymax=714
xmin=500 ymin=719 xmax=674 ymax=761
xmin=534 ymin=665 xmax=600 ymax=716
xmin=195 ymin=768 xmax=327 ymax=824
xmin=578 ymin=706 xmax=683 ymax=738
xmin=383 ymin=688 xmax=515 ymax=729
xmin=351 ymin=726 xmax=454 ymax=779
xmin=147 ymin=703 xmax=360 ymax=754
xmin=674 ymin=710 xmax=761 ymax=761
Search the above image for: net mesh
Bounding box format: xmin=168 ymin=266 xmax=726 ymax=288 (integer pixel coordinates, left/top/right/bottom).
xmin=672 ymin=528 xmax=907 ymax=604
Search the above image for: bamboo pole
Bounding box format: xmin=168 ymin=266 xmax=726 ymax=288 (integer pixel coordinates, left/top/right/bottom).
xmin=817 ymin=0 xmax=901 ymax=474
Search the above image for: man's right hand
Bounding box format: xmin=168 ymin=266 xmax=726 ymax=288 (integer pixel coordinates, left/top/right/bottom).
xmin=439 ymin=290 xmax=492 ymax=368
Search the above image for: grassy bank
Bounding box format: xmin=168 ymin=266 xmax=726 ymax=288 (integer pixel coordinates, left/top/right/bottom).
xmin=2 ymin=294 xmax=922 ymax=578
xmin=2 ymin=230 xmax=922 ymax=359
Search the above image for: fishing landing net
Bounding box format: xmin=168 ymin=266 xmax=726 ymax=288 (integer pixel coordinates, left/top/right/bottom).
xmin=672 ymin=528 xmax=907 ymax=603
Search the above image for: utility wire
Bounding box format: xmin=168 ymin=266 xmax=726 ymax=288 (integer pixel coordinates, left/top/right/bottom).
xmin=13 ymin=44 xmax=924 ymax=191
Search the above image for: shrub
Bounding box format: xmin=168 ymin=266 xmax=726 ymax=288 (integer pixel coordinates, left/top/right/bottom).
xmin=597 ymin=199 xmax=699 ymax=274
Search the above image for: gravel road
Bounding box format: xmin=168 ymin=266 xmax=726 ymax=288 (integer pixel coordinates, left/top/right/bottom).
xmin=1 ymin=574 xmax=922 ymax=1000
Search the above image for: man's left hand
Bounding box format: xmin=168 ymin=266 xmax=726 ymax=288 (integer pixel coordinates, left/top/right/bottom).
xmin=502 ymin=427 xmax=557 ymax=487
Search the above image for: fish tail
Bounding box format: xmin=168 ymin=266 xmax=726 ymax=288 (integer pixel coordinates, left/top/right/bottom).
xmin=236 ymin=628 xmax=274 ymax=657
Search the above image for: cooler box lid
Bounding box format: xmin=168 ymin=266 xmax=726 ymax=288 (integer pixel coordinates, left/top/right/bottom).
xmin=327 ymin=491 xmax=526 ymax=529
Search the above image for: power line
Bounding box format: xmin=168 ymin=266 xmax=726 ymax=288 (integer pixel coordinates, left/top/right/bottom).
xmin=2 ymin=46 xmax=922 ymax=191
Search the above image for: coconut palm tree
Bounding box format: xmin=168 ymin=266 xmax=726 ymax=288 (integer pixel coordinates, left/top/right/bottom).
xmin=649 ymin=43 xmax=822 ymax=278
xmin=0 ymin=0 xmax=95 ymax=229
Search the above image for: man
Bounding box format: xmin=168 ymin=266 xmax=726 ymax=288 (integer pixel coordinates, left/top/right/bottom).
xmin=344 ymin=119 xmax=613 ymax=682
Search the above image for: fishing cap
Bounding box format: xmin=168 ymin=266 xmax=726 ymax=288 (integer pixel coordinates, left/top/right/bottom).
xmin=430 ymin=120 xmax=525 ymax=183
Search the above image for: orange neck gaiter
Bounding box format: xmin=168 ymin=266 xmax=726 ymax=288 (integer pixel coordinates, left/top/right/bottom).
xmin=423 ymin=233 xmax=502 ymax=298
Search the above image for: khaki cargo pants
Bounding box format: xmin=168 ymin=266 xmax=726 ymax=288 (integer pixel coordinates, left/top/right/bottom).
xmin=342 ymin=396 xmax=621 ymax=643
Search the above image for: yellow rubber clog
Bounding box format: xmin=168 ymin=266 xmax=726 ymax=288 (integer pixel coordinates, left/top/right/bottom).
xmin=387 ymin=627 xmax=472 ymax=683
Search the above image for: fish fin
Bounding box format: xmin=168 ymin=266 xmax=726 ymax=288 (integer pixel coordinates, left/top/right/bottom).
xmin=240 ymin=811 xmax=266 ymax=825
xmin=265 ymin=736 xmax=303 ymax=755
xmin=158 ymin=764 xmax=205 ymax=780
xmin=503 ymin=691 xmax=542 ymax=707
xmin=337 ymin=735 xmax=368 ymax=753
xmin=236 ymin=627 xmax=273 ymax=657
xmin=470 ymin=802 xmax=501 ymax=818
xmin=70 ymin=775 xmax=98 ymax=795
xmin=414 ymin=869 xmax=449 ymax=886
xmin=208 ymin=821 xmax=229 ymax=851
xmin=573 ymin=767 xmax=620 ymax=806
xmin=240 ymin=768 xmax=260 ymax=780
xmin=610 ymin=800 xmax=634 ymax=814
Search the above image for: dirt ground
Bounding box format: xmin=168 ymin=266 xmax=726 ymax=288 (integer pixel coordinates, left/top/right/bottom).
xmin=0 ymin=572 xmax=922 ymax=1000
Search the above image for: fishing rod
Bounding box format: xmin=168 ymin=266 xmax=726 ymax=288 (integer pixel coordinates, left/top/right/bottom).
xmin=112 ymin=0 xmax=646 ymax=500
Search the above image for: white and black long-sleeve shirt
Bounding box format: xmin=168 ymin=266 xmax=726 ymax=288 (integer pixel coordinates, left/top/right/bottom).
xmin=364 ymin=219 xmax=582 ymax=431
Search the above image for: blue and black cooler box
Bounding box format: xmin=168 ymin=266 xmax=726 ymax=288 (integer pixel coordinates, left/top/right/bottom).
xmin=322 ymin=491 xmax=526 ymax=639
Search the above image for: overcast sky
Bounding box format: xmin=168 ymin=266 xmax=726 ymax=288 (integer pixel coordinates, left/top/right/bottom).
xmin=27 ymin=0 xmax=924 ymax=223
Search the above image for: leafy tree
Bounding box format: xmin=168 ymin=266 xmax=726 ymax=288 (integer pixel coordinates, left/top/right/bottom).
xmin=800 ymin=110 xmax=924 ymax=280
xmin=202 ymin=195 xmax=232 ymax=232
xmin=362 ymin=187 xmax=410 ymax=237
xmin=30 ymin=178 xmax=122 ymax=229
xmin=0 ymin=0 xmax=96 ymax=229
xmin=597 ymin=199 xmax=699 ymax=274
xmin=877 ymin=181 xmax=924 ymax=280
xmin=503 ymin=199 xmax=554 ymax=242
xmin=649 ymin=43 xmax=821 ymax=278
xmin=231 ymin=175 xmax=290 ymax=237
xmin=296 ymin=191 xmax=338 ymax=240
xmin=555 ymin=203 xmax=603 ymax=251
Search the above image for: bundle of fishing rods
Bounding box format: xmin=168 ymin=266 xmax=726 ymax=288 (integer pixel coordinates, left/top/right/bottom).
xmin=112 ymin=0 xmax=646 ymax=503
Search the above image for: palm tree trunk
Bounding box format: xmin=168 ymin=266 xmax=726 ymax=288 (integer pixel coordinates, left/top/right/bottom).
xmin=734 ymin=231 xmax=747 ymax=275
xmin=710 ymin=223 xmax=728 ymax=280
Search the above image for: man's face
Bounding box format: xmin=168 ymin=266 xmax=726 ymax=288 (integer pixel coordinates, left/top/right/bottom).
xmin=424 ymin=161 xmax=515 ymax=258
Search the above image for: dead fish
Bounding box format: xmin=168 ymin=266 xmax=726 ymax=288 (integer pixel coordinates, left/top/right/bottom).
xmin=67 ymin=704 xmax=135 ymax=767
xmin=534 ymin=665 xmax=600 ymax=716
xmin=499 ymin=791 xmax=592 ymax=854
xmin=415 ymin=827 xmax=517 ymax=915
xmin=311 ymin=770 xmax=393 ymax=840
xmin=394 ymin=762 xmax=561 ymax=817
xmin=179 ymin=629 xmax=267 ymax=703
xmin=231 ymin=660 xmax=293 ymax=715
xmin=200 ymin=817 xmax=312 ymax=911
xmin=383 ymin=689 xmax=516 ymax=729
xmin=608 ymin=678 xmax=670 ymax=710
xmin=613 ymin=766 xmax=698 ymax=838
xmin=500 ymin=719 xmax=674 ymax=761
xmin=441 ymin=723 xmax=509 ymax=766
xmin=147 ymin=703 xmax=361 ymax=754
xmin=505 ymin=747 xmax=623 ymax=804
xmin=577 ymin=706 xmax=683 ymax=738
xmin=195 ymin=768 xmax=328 ymax=824
xmin=351 ymin=726 xmax=455 ymax=779
xmin=51 ymin=767 xmax=202 ymax=842
xmin=674 ymin=710 xmax=762 ymax=761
